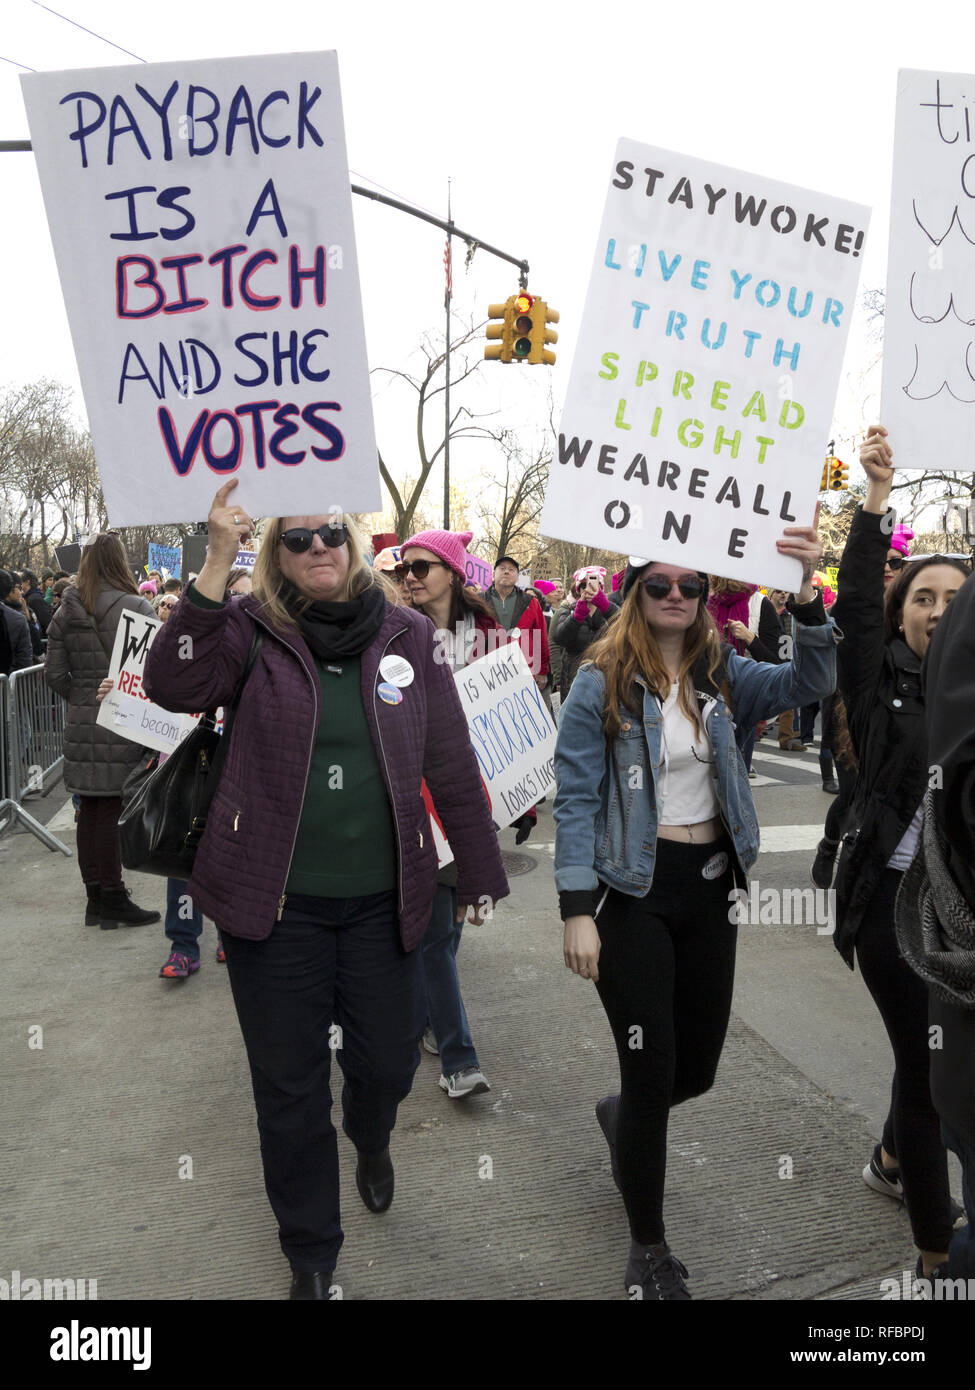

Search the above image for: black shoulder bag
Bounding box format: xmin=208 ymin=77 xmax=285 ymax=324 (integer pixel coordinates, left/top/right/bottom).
xmin=118 ymin=626 xmax=263 ymax=878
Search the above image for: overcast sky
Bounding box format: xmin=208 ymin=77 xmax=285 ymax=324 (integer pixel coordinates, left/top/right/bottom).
xmin=3 ymin=0 xmax=974 ymax=533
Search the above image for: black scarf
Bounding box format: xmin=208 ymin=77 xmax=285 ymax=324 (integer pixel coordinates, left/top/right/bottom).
xmin=284 ymin=581 xmax=387 ymax=661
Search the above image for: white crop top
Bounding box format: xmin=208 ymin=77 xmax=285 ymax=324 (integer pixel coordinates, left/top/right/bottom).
xmin=655 ymin=685 xmax=720 ymax=825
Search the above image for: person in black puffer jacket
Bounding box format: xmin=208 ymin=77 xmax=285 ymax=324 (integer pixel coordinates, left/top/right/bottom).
xmin=830 ymin=423 xmax=969 ymax=1284
xmin=43 ymin=534 xmax=161 ymax=931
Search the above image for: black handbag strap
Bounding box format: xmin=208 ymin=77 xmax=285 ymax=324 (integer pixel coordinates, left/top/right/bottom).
xmin=206 ymin=624 xmax=263 ymax=783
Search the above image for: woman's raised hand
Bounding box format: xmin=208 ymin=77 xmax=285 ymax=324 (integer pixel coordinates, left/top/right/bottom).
xmin=859 ymin=425 xmax=895 ymax=516
xmin=207 ymin=479 xmax=254 ymax=569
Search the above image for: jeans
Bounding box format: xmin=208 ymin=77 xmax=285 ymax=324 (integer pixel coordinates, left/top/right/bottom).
xmin=417 ymin=884 xmax=479 ymax=1076
xmin=165 ymin=877 xmax=204 ymax=960
xmin=221 ymin=891 xmax=423 ymax=1273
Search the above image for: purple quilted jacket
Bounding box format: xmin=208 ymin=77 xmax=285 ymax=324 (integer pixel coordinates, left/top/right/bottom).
xmin=142 ymin=588 xmax=509 ymax=949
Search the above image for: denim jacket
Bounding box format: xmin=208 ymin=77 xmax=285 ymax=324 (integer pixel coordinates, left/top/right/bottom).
xmin=554 ymin=607 xmax=839 ymax=911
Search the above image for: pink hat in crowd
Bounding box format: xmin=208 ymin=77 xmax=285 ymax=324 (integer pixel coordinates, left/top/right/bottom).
xmin=373 ymin=546 xmax=401 ymax=573
xmin=890 ymin=524 xmax=914 ymax=557
xmin=533 ymin=579 xmax=557 ymax=595
xmin=401 ymin=529 xmax=473 ymax=579
xmin=573 ymin=565 xmax=606 ymax=587
xmin=139 ymin=580 xmax=157 ymax=595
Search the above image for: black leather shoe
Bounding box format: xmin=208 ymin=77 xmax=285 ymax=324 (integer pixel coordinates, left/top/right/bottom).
xmin=289 ymin=1270 xmax=334 ymax=1300
xmin=355 ymin=1146 xmax=394 ymax=1213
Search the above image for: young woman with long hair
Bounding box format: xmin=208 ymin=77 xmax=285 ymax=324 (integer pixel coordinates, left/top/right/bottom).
xmin=554 ymin=522 xmax=837 ymax=1299
xmin=831 ymin=424 xmax=970 ymax=1284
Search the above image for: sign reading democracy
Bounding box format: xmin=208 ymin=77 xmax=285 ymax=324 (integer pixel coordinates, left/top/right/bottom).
xmin=542 ymin=139 xmax=869 ymax=588
xmin=96 ymin=609 xmax=200 ymax=753
xmin=430 ymin=642 xmax=555 ymax=867
xmin=147 ymin=542 xmax=181 ymax=578
xmin=21 ymin=51 xmax=380 ymax=527
xmin=882 ymin=70 xmax=975 ymax=471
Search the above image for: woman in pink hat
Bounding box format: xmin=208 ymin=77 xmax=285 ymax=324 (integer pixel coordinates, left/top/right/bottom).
xmin=398 ymin=529 xmax=509 ymax=1101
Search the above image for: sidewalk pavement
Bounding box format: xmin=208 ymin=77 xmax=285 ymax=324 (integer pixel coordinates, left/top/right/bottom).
xmin=1 ymin=791 xmax=919 ymax=1301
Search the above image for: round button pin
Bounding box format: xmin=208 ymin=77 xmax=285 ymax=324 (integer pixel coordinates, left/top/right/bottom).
xmin=378 ymin=681 xmax=403 ymax=705
xmin=379 ymin=655 xmax=414 ymax=687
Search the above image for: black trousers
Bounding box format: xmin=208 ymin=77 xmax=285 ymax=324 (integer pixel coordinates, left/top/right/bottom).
xmin=76 ymin=795 xmax=123 ymax=888
xmin=593 ymin=837 xmax=738 ymax=1244
xmin=929 ymin=991 xmax=975 ymax=1277
xmin=855 ymin=870 xmax=953 ymax=1252
xmin=221 ymin=891 xmax=424 ymax=1273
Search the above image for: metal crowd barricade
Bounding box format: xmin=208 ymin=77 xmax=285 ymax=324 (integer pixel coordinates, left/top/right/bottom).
xmin=0 ymin=664 xmax=71 ymax=854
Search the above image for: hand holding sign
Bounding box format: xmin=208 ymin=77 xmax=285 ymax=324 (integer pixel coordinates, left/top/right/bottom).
xmin=775 ymin=504 xmax=822 ymax=603
xmin=194 ymin=480 xmax=253 ymax=601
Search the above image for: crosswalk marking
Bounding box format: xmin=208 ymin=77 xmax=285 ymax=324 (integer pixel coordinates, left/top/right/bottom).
xmin=751 ymin=747 xmax=822 ymax=775
xmin=758 ymin=824 xmax=825 ymax=853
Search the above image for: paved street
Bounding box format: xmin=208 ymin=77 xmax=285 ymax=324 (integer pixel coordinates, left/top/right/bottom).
xmin=1 ymin=738 xmax=954 ymax=1304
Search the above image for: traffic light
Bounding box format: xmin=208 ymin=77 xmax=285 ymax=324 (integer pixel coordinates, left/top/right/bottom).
xmin=484 ymin=294 xmax=559 ymax=364
xmin=485 ymin=299 xmax=515 ymax=362
xmin=527 ymin=298 xmax=559 ymax=365
xmin=827 ymin=456 xmax=849 ymax=490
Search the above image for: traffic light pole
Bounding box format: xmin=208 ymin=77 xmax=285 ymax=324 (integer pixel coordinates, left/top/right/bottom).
xmin=1 ymin=140 xmax=531 ymax=530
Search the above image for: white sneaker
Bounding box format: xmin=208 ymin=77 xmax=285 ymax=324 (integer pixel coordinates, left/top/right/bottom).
xmin=438 ymin=1067 xmax=491 ymax=1098
xmin=422 ymin=1027 xmax=439 ymax=1056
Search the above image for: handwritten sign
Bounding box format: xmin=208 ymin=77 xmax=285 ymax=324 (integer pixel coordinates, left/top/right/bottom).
xmin=542 ymin=139 xmax=869 ymax=589
xmin=148 ymin=542 xmax=181 ymax=578
xmin=429 ymin=642 xmax=555 ymax=868
xmin=464 ymin=554 xmax=493 ymax=590
xmin=96 ymin=609 xmax=200 ymax=753
xmin=882 ymin=69 xmax=975 ymax=470
xmin=21 ymin=51 xmax=380 ymax=526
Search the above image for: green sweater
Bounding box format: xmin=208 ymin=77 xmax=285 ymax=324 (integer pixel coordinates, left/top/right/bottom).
xmin=286 ymin=654 xmax=397 ymax=897
xmin=186 ymin=584 xmax=397 ymax=898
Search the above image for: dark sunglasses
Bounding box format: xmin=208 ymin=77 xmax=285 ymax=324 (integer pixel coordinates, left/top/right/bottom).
xmin=885 ymin=555 xmax=906 ymax=571
xmin=641 ymin=574 xmax=704 ymax=601
xmin=280 ymin=524 xmax=348 ymax=553
xmin=393 ymin=560 xmax=448 ymax=581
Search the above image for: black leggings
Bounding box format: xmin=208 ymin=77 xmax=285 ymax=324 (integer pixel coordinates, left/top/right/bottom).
xmin=593 ymin=837 xmax=738 ymax=1244
xmin=855 ymin=869 xmax=953 ymax=1252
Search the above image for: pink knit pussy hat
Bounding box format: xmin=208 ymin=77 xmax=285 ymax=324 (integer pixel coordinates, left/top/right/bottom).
xmin=890 ymin=524 xmax=914 ymax=557
xmin=401 ymin=529 xmax=474 ymax=579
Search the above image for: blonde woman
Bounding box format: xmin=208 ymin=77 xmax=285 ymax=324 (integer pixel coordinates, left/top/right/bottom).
xmin=143 ymin=480 xmax=507 ymax=1299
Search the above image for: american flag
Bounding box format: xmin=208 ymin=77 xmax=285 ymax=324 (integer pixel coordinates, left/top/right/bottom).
xmin=443 ymin=236 xmax=452 ymax=300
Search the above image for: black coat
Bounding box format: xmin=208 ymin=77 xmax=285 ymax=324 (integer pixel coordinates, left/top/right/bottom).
xmin=830 ymin=507 xmax=929 ymax=968
xmin=551 ymin=597 xmax=615 ymax=696
xmin=925 ymin=567 xmax=975 ymax=908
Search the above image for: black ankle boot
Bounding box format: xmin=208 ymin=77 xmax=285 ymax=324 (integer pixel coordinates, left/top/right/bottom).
xmin=289 ymin=1270 xmax=335 ymax=1300
xmin=99 ymin=885 xmax=161 ymax=930
xmin=84 ymin=883 xmax=102 ymax=926
xmin=355 ymin=1147 xmax=394 ymax=1213
xmin=625 ymin=1240 xmax=691 ymax=1300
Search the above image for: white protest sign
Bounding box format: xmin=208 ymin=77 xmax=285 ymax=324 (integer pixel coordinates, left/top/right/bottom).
xmin=542 ymin=139 xmax=869 ymax=588
xmin=882 ymin=70 xmax=975 ymax=470
xmin=428 ymin=642 xmax=556 ymax=867
xmin=21 ymin=51 xmax=380 ymax=526
xmin=96 ymin=609 xmax=200 ymax=753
